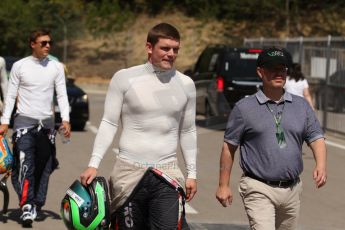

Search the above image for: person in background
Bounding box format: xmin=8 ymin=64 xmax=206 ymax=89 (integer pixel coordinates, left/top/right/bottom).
xmin=0 ymin=56 xmax=9 ymax=114
xmin=285 ymin=63 xmax=314 ymax=109
xmin=0 ymin=29 xmax=71 ymax=227
xmin=216 ymin=47 xmax=327 ymax=230
xmin=80 ymin=22 xmax=197 ymax=229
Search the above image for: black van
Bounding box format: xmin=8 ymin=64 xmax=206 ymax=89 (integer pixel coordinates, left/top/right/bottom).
xmin=185 ymin=45 xmax=262 ymax=120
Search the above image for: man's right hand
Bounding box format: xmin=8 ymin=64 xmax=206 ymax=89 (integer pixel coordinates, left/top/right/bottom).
xmin=0 ymin=124 xmax=9 ymax=136
xmin=80 ymin=167 xmax=98 ymax=186
xmin=216 ymin=185 xmax=233 ymax=207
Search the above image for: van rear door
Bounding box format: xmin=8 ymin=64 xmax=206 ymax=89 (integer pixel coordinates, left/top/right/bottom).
xmin=221 ymin=49 xmax=262 ymax=107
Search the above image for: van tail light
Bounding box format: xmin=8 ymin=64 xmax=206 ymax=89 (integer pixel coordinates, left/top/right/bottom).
xmin=248 ymin=49 xmax=262 ymax=53
xmin=216 ymin=76 xmax=224 ymax=92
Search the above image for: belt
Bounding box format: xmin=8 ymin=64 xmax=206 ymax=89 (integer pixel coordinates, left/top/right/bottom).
xmin=244 ymin=172 xmax=299 ymax=188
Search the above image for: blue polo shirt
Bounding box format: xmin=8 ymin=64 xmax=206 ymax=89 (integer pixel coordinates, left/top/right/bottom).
xmin=224 ymin=90 xmax=324 ymax=181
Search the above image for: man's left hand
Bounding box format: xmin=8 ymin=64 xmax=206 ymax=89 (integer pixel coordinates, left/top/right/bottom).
xmin=185 ymin=178 xmax=197 ymax=202
xmin=61 ymin=121 xmax=71 ymax=137
xmin=313 ymin=166 xmax=327 ymax=188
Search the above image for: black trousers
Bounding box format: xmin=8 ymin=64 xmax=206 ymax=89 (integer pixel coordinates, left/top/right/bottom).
xmin=11 ymin=127 xmax=57 ymax=209
xmin=112 ymin=170 xmax=189 ymax=230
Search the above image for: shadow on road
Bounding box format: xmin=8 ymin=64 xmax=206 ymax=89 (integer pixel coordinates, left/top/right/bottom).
xmin=0 ymin=208 xmax=61 ymax=225
xmin=196 ymin=116 xmax=227 ymax=130
xmin=190 ymin=223 xmax=249 ymax=230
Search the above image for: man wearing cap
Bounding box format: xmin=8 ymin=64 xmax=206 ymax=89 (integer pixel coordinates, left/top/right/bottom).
xmin=216 ymin=47 xmax=327 ymax=230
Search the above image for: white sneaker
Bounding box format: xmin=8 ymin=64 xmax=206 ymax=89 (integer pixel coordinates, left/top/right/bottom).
xmin=20 ymin=204 xmax=37 ymax=226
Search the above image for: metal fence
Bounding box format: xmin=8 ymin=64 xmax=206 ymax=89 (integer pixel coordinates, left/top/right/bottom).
xmin=244 ymin=36 xmax=345 ymax=134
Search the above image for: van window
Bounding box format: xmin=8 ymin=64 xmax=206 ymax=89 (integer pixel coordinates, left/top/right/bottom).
xmin=195 ymin=48 xmax=218 ymax=73
xmin=208 ymin=54 xmax=219 ymax=71
xmin=222 ymin=52 xmax=260 ymax=81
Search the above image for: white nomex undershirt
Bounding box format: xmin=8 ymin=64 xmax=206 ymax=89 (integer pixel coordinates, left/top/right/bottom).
xmin=88 ymin=62 xmax=197 ymax=179
xmin=1 ymin=56 xmax=70 ymax=124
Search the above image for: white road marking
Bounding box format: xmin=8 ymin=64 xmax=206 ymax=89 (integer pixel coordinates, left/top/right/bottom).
xmin=185 ymin=203 xmax=198 ymax=214
xmin=86 ymin=121 xmax=199 ymax=214
xmin=86 ymin=121 xmax=98 ymax=134
xmin=325 ymin=140 xmax=345 ymax=150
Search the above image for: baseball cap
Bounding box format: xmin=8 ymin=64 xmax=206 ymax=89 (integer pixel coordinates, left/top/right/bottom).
xmin=256 ymin=47 xmax=290 ymax=68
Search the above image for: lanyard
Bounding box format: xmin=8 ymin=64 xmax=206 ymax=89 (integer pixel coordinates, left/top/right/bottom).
xmin=266 ymin=102 xmax=285 ymax=128
xmin=266 ymin=102 xmax=287 ymax=148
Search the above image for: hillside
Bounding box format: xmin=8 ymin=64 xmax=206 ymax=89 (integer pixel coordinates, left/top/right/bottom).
xmin=68 ymin=13 xmax=226 ymax=82
xmin=66 ymin=12 xmax=345 ymax=83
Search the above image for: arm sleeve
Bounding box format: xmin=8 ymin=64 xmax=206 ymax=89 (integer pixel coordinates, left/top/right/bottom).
xmin=0 ymin=57 xmax=8 ymax=101
xmin=88 ymin=73 xmax=124 ymax=168
xmin=224 ymin=105 xmax=245 ymax=146
xmin=304 ymin=79 xmax=309 ymax=88
xmin=1 ymin=62 xmax=20 ymax=124
xmin=304 ymin=100 xmax=324 ymax=143
xmin=179 ymin=80 xmax=197 ymax=179
xmin=55 ymin=62 xmax=70 ymax=122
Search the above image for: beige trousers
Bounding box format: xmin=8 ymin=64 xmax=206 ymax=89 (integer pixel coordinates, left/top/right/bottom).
xmin=239 ymin=175 xmax=303 ymax=230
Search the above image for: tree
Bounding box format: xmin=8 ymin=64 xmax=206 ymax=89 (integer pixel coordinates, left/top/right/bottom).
xmin=83 ymin=0 xmax=133 ymax=38
xmin=0 ymin=0 xmax=82 ymax=58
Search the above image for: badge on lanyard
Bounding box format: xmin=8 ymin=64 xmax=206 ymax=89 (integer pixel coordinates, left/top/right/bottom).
xmin=266 ymin=102 xmax=287 ymax=148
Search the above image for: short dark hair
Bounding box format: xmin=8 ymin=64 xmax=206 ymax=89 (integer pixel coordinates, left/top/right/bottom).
xmin=147 ymin=23 xmax=180 ymax=46
xmin=29 ymin=29 xmax=51 ymax=44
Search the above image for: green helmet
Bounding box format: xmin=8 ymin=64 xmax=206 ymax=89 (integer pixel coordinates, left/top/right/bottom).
xmin=61 ymin=177 xmax=110 ymax=230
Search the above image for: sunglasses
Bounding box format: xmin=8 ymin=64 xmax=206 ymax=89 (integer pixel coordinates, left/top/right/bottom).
xmin=266 ymin=67 xmax=288 ymax=74
xmin=36 ymin=40 xmax=53 ymax=47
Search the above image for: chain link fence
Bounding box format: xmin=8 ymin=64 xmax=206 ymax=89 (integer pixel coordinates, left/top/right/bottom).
xmin=244 ymin=36 xmax=345 ymax=134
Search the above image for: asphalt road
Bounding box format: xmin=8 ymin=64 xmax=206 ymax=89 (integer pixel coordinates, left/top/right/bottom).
xmin=1 ymin=88 xmax=345 ymax=230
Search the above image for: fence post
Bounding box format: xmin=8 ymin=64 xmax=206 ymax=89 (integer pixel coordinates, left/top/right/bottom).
xmin=299 ymin=36 xmax=303 ymax=64
xmin=285 ymin=37 xmax=289 ymax=48
xmin=322 ymin=35 xmax=332 ymax=131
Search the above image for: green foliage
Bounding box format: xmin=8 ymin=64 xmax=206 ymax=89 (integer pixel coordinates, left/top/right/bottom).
xmin=0 ymin=0 xmax=82 ymax=57
xmin=83 ymin=0 xmax=133 ymax=38
xmin=0 ymin=0 xmax=344 ymax=57
xmin=0 ymin=0 xmax=36 ymax=56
